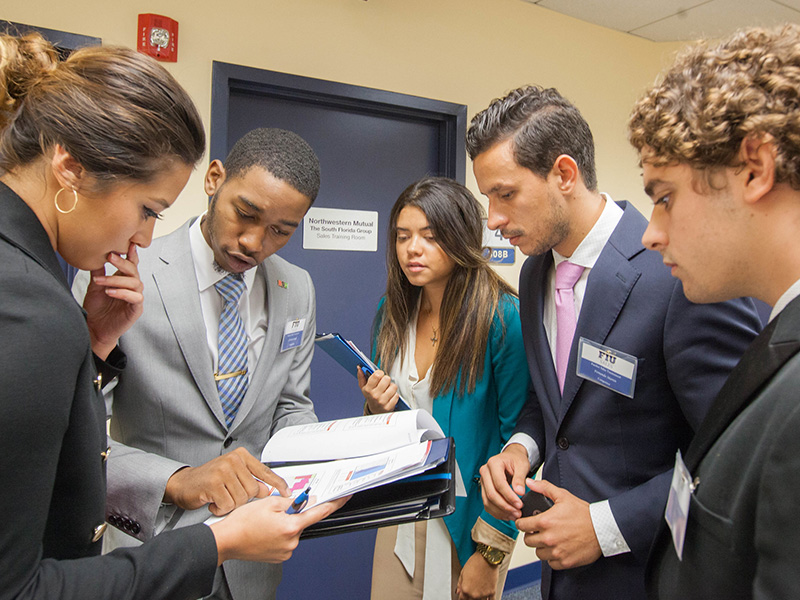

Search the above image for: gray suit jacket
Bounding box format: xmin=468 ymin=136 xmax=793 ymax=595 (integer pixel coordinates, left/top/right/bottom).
xmin=80 ymin=218 xmax=317 ymax=600
xmin=646 ymin=296 xmax=800 ymax=599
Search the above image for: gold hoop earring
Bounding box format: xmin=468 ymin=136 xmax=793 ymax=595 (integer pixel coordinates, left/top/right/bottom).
xmin=54 ymin=188 xmax=79 ymax=214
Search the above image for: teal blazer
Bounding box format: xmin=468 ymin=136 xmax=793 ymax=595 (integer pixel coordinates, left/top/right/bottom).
xmin=373 ymin=293 xmax=530 ymax=567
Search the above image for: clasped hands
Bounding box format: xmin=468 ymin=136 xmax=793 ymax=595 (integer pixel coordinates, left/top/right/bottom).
xmin=479 ymin=444 xmax=602 ymax=570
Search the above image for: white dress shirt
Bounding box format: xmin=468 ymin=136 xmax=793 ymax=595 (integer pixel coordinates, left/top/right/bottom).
xmin=388 ymin=316 xmax=454 ymax=600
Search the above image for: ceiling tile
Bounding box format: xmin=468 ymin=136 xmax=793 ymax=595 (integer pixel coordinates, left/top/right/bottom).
xmin=630 ymin=0 xmax=800 ymax=41
xmin=521 ymin=0 xmax=800 ymax=41
xmin=771 ymin=0 xmax=800 ymax=11
xmin=532 ymin=0 xmax=708 ymax=32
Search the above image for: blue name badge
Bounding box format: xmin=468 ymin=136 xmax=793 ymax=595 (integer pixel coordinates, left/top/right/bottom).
xmin=576 ymin=337 xmax=637 ymax=398
xmin=487 ymin=247 xmax=515 ymax=264
xmin=281 ymin=318 xmax=306 ymax=352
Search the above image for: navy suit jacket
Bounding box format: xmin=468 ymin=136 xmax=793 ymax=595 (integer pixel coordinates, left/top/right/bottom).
xmin=515 ymin=201 xmax=761 ymax=600
xmin=646 ymin=296 xmax=800 ymax=599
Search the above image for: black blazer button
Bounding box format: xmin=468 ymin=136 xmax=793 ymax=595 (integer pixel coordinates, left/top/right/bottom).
xmin=131 ymin=522 xmax=141 ymax=535
xmin=557 ymin=436 xmax=570 ymax=450
xmin=223 ymin=437 xmax=234 ymax=448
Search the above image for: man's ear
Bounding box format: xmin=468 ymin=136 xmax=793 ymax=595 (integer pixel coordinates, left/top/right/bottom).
xmin=551 ymin=154 xmax=580 ymax=194
xmin=50 ymin=145 xmax=85 ymax=191
xmin=204 ymin=159 xmax=227 ymax=197
xmin=740 ymin=134 xmax=776 ymax=205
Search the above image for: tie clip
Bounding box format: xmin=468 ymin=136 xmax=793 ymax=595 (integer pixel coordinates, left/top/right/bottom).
xmin=214 ymin=368 xmax=247 ymax=382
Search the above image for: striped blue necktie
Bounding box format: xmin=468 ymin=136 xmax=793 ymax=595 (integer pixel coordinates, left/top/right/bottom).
xmin=214 ymin=274 xmax=249 ymax=427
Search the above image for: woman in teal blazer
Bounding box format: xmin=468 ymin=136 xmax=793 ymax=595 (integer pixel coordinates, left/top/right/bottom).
xmin=358 ymin=177 xmax=529 ymax=600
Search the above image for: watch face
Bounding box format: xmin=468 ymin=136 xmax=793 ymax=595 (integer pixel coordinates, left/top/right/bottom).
xmin=150 ymin=27 xmax=170 ymax=49
xmin=478 ymin=543 xmax=504 ymax=565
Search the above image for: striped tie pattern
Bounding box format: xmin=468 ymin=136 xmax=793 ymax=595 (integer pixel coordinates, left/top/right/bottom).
xmin=215 ymin=274 xmax=249 ymax=427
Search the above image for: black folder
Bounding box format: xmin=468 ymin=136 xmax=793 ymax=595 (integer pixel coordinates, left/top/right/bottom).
xmin=300 ymin=437 xmax=456 ymax=539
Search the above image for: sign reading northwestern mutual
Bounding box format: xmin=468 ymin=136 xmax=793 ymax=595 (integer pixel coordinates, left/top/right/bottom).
xmin=303 ymin=207 xmax=379 ymax=252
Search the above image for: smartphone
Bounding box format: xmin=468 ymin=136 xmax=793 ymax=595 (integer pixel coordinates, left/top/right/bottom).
xmin=520 ymin=489 xmax=554 ymax=517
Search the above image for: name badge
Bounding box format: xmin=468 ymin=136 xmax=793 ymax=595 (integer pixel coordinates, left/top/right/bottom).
xmin=281 ymin=318 xmax=306 ymax=352
xmin=665 ymin=450 xmax=694 ymax=560
xmin=576 ymin=338 xmax=638 ymax=398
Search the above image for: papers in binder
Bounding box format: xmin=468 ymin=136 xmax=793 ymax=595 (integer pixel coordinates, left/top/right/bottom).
xmin=315 ymin=332 xmax=411 ymax=410
xmin=270 ymin=437 xmax=448 ymax=513
xmin=257 ymin=410 xmax=456 ymax=536
xmin=262 ymin=409 xmax=443 ymax=464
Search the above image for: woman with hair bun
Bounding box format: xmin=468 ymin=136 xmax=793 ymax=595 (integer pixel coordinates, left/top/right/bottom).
xmin=359 ymin=177 xmax=529 ymax=600
xmin=0 ymin=33 xmax=344 ymax=600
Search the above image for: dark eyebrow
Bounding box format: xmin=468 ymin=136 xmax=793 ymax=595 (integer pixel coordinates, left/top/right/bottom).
xmin=150 ymin=198 xmax=171 ymax=209
xmin=238 ymin=196 xmax=263 ymax=213
xmin=644 ymin=179 xmax=665 ymax=198
xmin=237 ymin=196 xmax=300 ymax=228
xmin=395 ymin=226 xmax=431 ymax=232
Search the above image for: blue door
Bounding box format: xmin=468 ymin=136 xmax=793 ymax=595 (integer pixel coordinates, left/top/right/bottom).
xmin=212 ymin=63 xmax=465 ymax=600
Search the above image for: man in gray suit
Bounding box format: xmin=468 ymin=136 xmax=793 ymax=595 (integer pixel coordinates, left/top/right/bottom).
xmin=76 ymin=128 xmax=321 ymax=600
xmin=629 ymin=24 xmax=800 ymax=599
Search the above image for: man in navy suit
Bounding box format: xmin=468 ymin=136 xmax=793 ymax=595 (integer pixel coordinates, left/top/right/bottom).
xmin=470 ymin=86 xmax=761 ymax=599
xmin=630 ymin=24 xmax=800 ymax=599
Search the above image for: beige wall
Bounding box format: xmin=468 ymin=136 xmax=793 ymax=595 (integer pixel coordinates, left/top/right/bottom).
xmin=6 ymin=0 xmax=683 ymax=288
xmin=5 ymin=0 xmax=684 ymax=570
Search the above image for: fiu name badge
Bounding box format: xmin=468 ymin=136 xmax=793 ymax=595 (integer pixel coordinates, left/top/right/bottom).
xmin=576 ymin=337 xmax=638 ymax=398
xmin=281 ymin=318 xmax=306 ymax=352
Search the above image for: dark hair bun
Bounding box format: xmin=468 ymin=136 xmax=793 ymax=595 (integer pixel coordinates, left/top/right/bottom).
xmin=0 ymin=33 xmax=58 ymax=130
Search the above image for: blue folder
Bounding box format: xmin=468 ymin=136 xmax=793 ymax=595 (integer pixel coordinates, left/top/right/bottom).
xmin=315 ymin=332 xmax=411 ymax=410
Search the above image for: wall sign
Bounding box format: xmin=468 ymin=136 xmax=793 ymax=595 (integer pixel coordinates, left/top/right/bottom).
xmin=303 ymin=207 xmax=379 ymax=252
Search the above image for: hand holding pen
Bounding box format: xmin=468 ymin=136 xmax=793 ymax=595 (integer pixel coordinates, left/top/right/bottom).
xmin=286 ymin=487 xmax=311 ymax=514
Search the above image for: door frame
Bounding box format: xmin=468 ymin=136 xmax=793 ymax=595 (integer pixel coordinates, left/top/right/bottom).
xmin=0 ymin=20 xmax=101 ymax=57
xmin=210 ymin=61 xmax=466 ymax=182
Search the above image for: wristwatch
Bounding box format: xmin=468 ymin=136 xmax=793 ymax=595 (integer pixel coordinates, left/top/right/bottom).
xmin=475 ymin=542 xmax=506 ymax=566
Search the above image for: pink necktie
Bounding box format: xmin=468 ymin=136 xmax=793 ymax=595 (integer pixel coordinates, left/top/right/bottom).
xmin=555 ymin=261 xmax=585 ymax=394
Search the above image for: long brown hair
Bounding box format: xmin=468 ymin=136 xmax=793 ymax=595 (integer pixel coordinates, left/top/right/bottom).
xmin=0 ymin=33 xmax=205 ymax=184
xmin=375 ymin=177 xmax=516 ymax=397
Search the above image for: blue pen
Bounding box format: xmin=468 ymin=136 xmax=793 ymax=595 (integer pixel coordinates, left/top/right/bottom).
xmin=286 ymin=486 xmax=311 ymax=514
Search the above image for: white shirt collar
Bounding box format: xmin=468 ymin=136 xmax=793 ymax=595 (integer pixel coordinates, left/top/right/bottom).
xmin=552 ymin=193 xmax=623 ymax=269
xmin=769 ymin=277 xmax=800 ymax=322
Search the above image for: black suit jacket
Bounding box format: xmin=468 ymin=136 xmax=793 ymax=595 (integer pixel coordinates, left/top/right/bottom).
xmin=515 ymin=202 xmax=761 ymax=600
xmin=0 ymin=182 xmax=217 ymax=600
xmin=647 ymin=295 xmax=800 ymax=600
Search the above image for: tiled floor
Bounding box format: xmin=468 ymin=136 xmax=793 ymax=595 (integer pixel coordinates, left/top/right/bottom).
xmin=502 ymin=582 xmax=542 ymax=600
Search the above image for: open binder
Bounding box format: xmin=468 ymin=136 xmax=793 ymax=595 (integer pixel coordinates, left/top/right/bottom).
xmin=260 ymin=409 xmax=455 ymax=538
xmin=300 ymin=437 xmax=456 ymax=538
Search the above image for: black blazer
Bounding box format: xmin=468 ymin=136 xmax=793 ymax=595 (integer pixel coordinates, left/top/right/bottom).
xmin=646 ymin=295 xmax=800 ymax=600
xmin=0 ymin=182 xmax=217 ymax=600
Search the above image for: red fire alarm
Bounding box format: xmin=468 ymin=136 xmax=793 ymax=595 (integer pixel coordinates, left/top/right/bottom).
xmin=137 ymin=14 xmax=178 ymax=62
